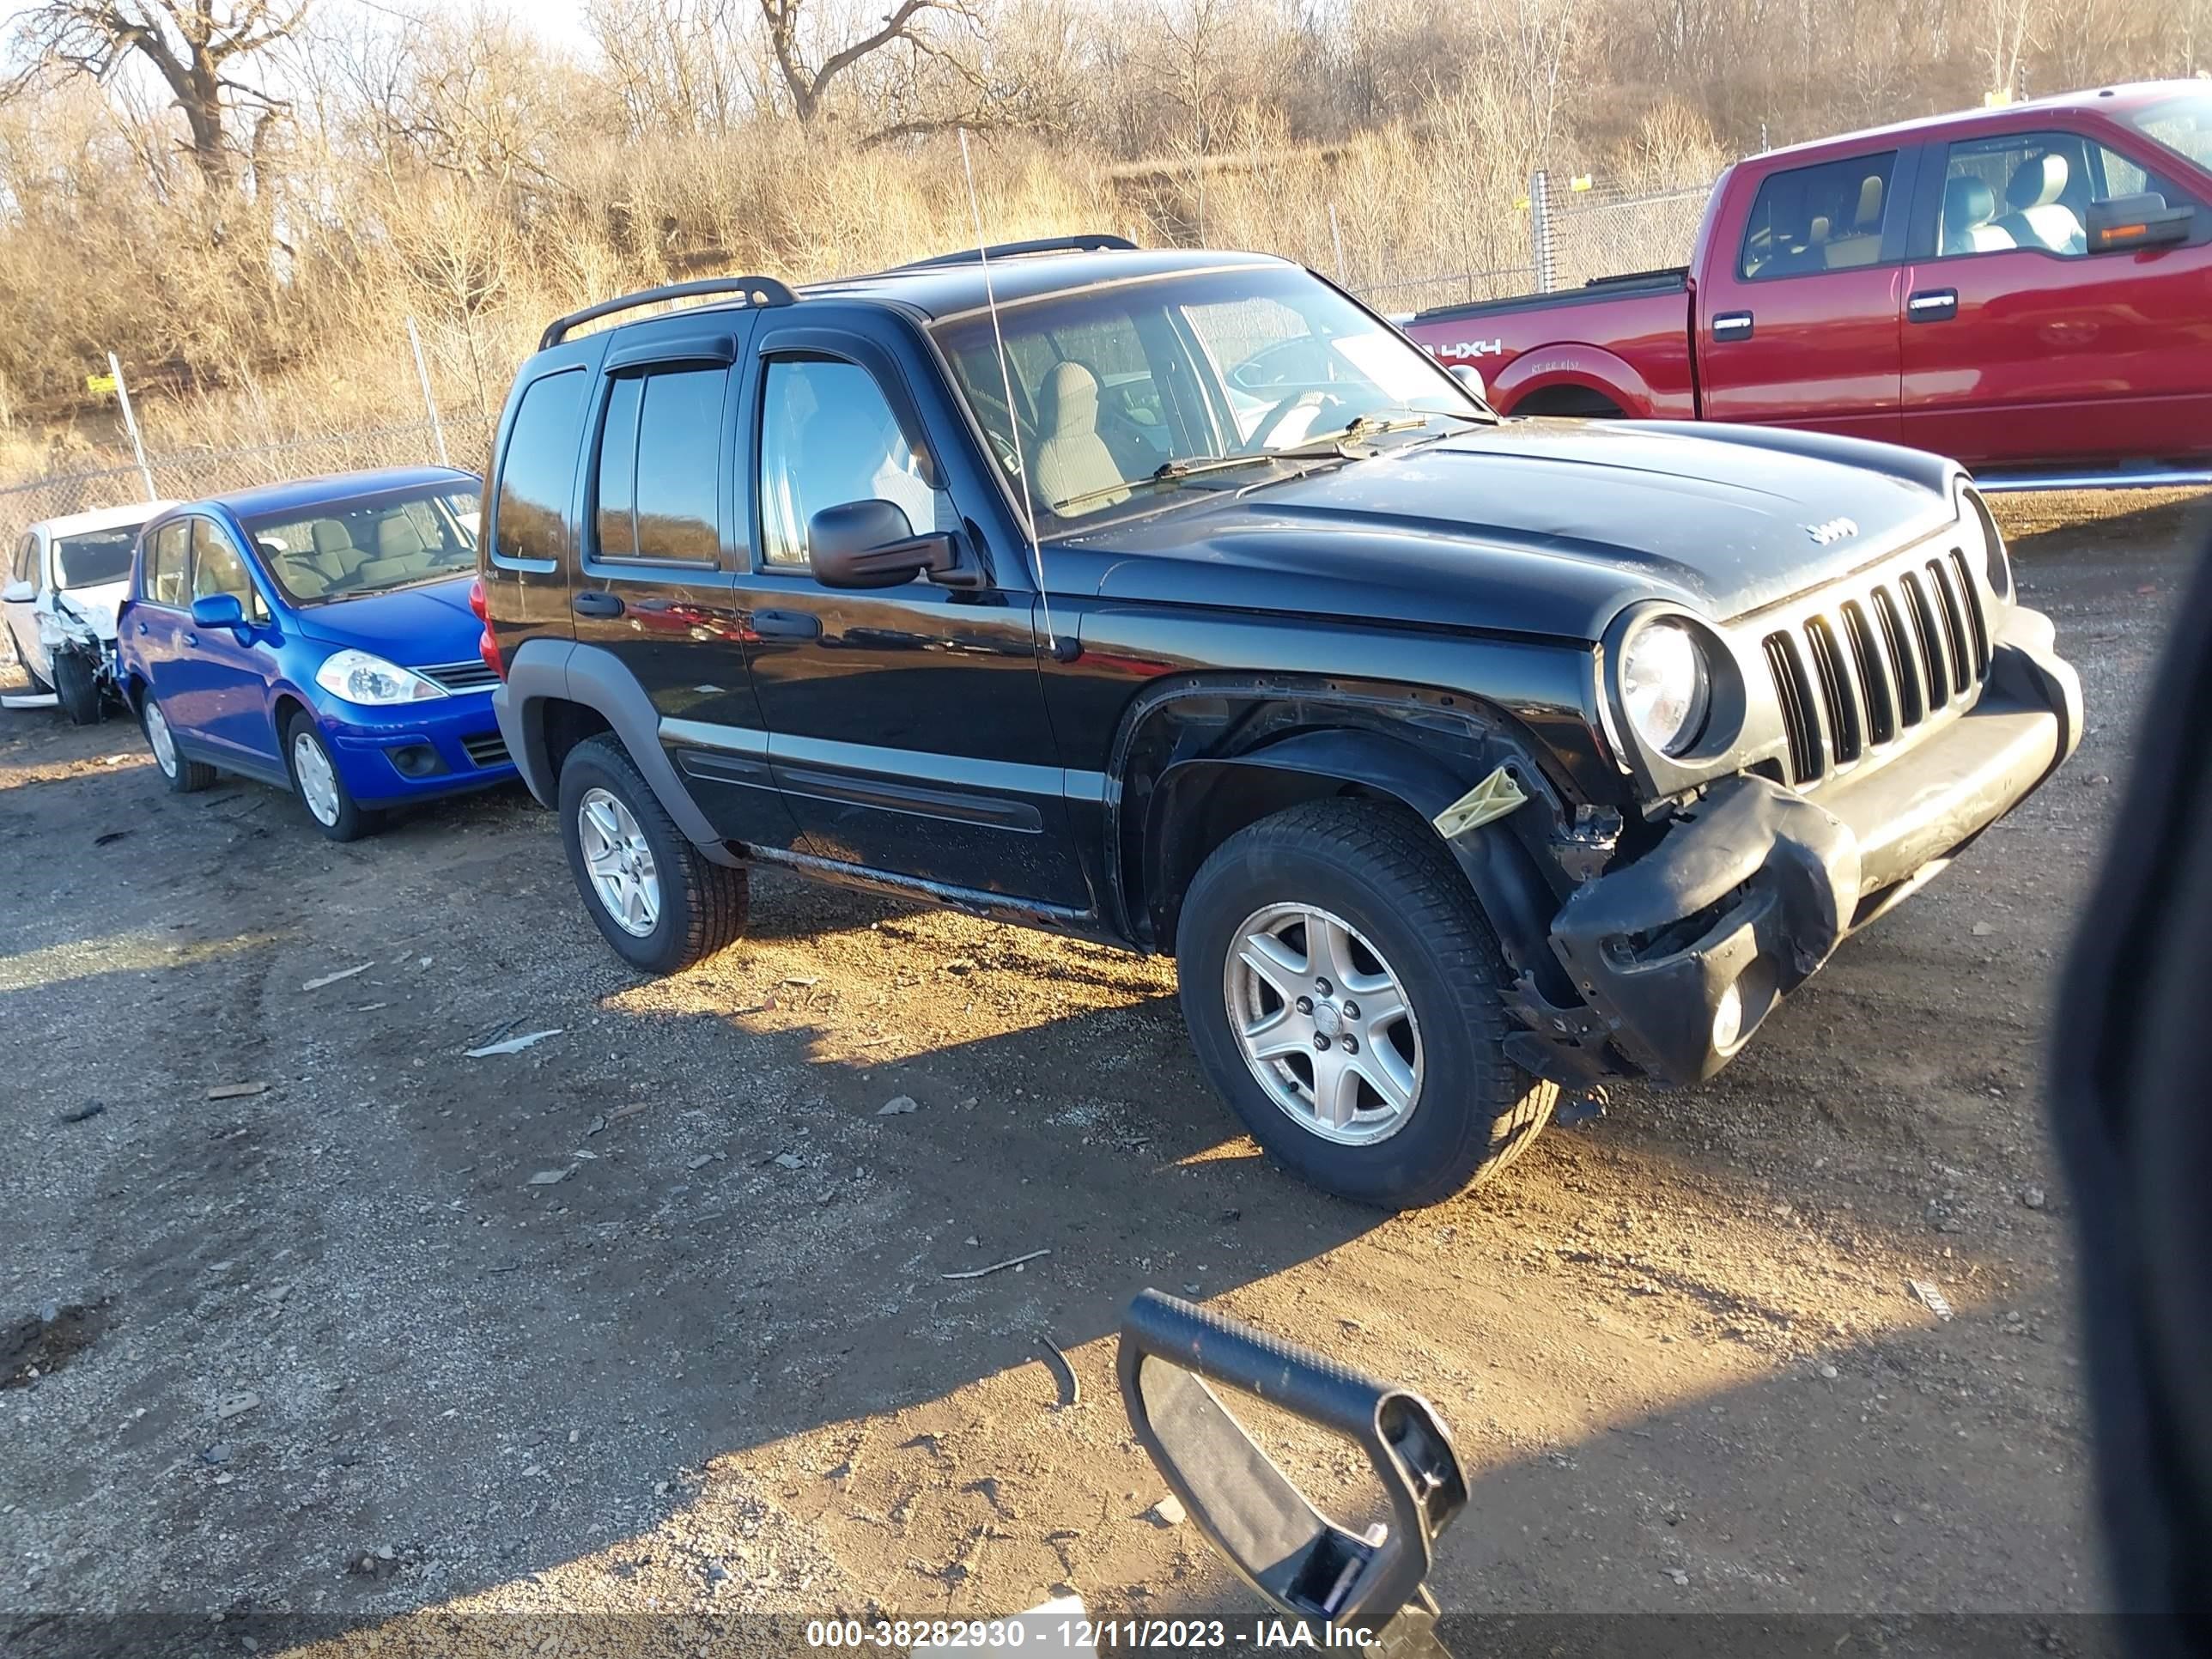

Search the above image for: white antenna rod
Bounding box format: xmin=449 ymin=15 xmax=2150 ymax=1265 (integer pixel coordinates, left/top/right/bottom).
xmin=959 ymin=129 xmax=1060 ymax=659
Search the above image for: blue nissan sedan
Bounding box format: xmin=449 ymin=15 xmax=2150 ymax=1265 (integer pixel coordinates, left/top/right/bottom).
xmin=117 ymin=466 xmax=516 ymax=840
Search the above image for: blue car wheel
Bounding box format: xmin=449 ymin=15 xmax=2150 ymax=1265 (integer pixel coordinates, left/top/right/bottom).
xmin=285 ymin=711 xmax=376 ymax=842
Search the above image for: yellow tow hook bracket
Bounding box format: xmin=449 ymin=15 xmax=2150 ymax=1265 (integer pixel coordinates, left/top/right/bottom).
xmin=1431 ymin=764 xmax=1528 ymax=840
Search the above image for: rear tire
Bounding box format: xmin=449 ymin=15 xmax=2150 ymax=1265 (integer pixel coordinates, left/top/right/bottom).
xmin=557 ymin=733 xmax=748 ymax=974
xmin=1176 ymin=798 xmax=1555 ymax=1209
xmin=143 ymin=695 xmax=215 ymax=793
xmin=54 ymin=651 xmax=102 ymax=726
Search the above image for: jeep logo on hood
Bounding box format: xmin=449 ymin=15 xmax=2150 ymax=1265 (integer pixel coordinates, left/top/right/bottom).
xmin=1804 ymin=517 xmax=1859 ymax=546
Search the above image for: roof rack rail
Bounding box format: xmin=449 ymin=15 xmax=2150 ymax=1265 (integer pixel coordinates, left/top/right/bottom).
xmin=893 ymin=234 xmax=1138 ymax=271
xmin=538 ymin=276 xmax=798 ymax=350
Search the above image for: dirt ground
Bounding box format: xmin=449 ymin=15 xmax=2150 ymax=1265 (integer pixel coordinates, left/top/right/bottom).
xmin=2 ymin=489 xmax=2205 ymax=1654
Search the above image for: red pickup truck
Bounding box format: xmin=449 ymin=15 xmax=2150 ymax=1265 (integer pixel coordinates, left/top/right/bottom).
xmin=1402 ymin=82 xmax=2212 ymax=486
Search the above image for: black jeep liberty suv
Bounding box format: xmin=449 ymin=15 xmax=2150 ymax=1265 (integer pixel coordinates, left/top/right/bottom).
xmin=477 ymin=237 xmax=2081 ymax=1210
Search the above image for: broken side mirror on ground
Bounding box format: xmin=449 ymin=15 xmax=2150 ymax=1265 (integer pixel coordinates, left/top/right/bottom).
xmin=1118 ymin=1289 xmax=1468 ymax=1656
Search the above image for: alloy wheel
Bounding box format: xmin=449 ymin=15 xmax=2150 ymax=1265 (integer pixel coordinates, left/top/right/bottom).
xmin=578 ymin=787 xmax=661 ymax=938
xmin=1223 ymin=902 xmax=1424 ymax=1146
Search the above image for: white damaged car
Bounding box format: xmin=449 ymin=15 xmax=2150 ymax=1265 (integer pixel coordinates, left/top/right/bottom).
xmin=3 ymin=501 xmax=174 ymax=724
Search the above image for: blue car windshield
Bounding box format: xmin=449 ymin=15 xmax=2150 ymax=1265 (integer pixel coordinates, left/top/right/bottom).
xmin=243 ymin=483 xmax=482 ymax=606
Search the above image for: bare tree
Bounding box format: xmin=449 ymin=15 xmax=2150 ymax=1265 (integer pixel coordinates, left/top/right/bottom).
xmin=3 ymin=1 xmax=307 ymax=185
xmin=756 ymin=0 xmax=980 ymax=125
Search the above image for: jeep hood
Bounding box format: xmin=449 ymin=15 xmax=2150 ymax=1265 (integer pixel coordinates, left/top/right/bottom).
xmin=290 ymin=576 xmax=482 ymax=665
xmin=1079 ymin=419 xmax=1957 ymax=639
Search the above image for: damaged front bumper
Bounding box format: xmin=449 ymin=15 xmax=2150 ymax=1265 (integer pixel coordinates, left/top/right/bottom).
xmin=1516 ymin=605 xmax=2080 ymax=1088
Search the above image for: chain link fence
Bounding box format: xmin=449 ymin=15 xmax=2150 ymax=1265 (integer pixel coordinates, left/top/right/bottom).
xmin=0 ymin=417 xmax=483 ymax=528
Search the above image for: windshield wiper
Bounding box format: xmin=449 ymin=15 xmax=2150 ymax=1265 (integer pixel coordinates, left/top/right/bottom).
xmin=1277 ymin=409 xmax=1487 ymax=457
xmin=1051 ymin=451 xmax=1285 ymax=515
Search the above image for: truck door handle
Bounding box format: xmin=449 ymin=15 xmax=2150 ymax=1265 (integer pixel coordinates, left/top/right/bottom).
xmin=1712 ymin=311 xmax=1754 ymax=342
xmin=572 ymin=591 xmax=625 ymax=619
xmin=751 ymin=610 xmax=823 ymax=640
xmin=1907 ymin=288 xmax=1959 ymax=323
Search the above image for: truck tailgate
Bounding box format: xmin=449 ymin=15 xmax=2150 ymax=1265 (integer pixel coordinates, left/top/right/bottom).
xmin=1402 ymin=272 xmax=1698 ymax=421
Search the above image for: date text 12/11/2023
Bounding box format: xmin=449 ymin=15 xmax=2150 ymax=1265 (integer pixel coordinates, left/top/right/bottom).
xmin=805 ymin=1616 xmax=1375 ymax=1649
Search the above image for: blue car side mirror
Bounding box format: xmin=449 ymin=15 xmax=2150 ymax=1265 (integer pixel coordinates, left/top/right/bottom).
xmin=191 ymin=593 xmax=246 ymax=630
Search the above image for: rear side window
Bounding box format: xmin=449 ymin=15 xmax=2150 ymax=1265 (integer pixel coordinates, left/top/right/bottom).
xmin=494 ymin=368 xmax=588 ymax=565
xmin=11 ymin=534 xmax=33 ymax=586
xmin=592 ymin=367 xmax=726 ymax=564
xmin=1738 ymin=152 xmax=1897 ymax=279
xmin=145 ymin=521 xmax=190 ymax=606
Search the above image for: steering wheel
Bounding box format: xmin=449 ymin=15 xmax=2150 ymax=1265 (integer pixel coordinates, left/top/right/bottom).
xmin=1248 ymin=388 xmax=1344 ymax=452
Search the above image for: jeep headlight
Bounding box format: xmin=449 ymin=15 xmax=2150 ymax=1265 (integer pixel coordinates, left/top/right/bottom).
xmin=1619 ymin=619 xmax=1711 ymax=757
xmin=314 ymin=648 xmax=446 ymax=705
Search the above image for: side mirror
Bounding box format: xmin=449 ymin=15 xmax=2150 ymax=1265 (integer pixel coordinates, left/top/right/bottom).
xmin=1450 ymin=363 xmax=1487 ymax=403
xmin=1117 ymin=1290 xmax=1467 ymax=1643
xmin=2 ymin=580 xmax=34 ymax=605
xmin=806 ymin=500 xmax=965 ymax=591
xmin=2087 ymin=193 xmax=2194 ymax=253
xmin=190 ymin=593 xmax=246 ymax=630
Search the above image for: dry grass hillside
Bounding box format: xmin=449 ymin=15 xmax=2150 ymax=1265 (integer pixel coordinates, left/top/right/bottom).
xmin=0 ymin=0 xmax=2199 ymax=490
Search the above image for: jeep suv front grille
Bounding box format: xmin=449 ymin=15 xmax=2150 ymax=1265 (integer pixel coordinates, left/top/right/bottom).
xmin=420 ymin=659 xmax=501 ymax=693
xmin=1759 ymin=542 xmax=1993 ymax=787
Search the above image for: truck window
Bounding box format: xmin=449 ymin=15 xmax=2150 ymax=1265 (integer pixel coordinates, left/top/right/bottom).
xmin=757 ymin=359 xmax=945 ymax=570
xmin=592 ymin=367 xmax=726 ymax=563
xmin=1937 ymin=131 xmax=2185 ymax=258
xmin=1738 ymin=152 xmax=1898 ymax=280
xmin=493 ymin=368 xmax=588 ymax=565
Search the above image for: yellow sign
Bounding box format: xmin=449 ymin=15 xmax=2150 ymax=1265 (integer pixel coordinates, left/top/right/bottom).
xmin=86 ymin=373 xmax=117 ymax=394
xmin=1570 ymin=174 xmax=1594 ymax=191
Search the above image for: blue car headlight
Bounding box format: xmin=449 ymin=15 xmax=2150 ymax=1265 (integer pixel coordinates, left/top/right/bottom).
xmin=314 ymin=648 xmax=447 ymax=706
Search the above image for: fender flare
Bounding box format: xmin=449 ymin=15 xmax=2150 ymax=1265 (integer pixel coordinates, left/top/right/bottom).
xmin=1139 ymin=724 xmax=1571 ymax=997
xmin=1489 ymin=344 xmax=1662 ymax=419
xmin=495 ymin=637 xmax=738 ymax=862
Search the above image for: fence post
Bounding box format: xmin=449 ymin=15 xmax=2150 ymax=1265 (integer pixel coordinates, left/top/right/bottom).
xmin=107 ymin=352 xmax=157 ymax=503
xmin=1528 ymin=170 xmax=1557 ymax=295
xmin=1328 ymin=202 xmax=1349 ymax=286
xmin=405 ymin=317 xmax=451 ymax=468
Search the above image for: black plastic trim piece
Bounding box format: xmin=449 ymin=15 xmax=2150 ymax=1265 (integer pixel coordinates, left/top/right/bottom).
xmin=538 ymin=276 xmax=796 ymax=349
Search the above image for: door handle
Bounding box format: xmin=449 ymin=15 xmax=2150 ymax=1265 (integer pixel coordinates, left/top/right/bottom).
xmin=1907 ymin=288 xmax=1959 ymax=323
xmin=1712 ymin=311 xmax=1754 ymax=342
xmin=182 ymin=633 xmax=198 ymax=647
xmin=751 ymin=609 xmax=823 ymax=640
xmin=572 ymin=591 xmax=625 ymax=619
xmin=136 ymin=622 xmax=149 ymax=635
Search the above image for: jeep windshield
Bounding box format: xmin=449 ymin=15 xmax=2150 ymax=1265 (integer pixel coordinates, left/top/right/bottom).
xmin=933 ymin=264 xmax=1486 ymax=531
xmin=243 ymin=483 xmax=482 ymax=605
xmin=54 ymin=527 xmax=143 ymax=589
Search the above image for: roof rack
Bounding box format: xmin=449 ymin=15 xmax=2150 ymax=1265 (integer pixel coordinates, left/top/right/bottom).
xmin=538 ymin=276 xmax=798 ymax=351
xmin=893 ymin=234 xmax=1138 ymax=271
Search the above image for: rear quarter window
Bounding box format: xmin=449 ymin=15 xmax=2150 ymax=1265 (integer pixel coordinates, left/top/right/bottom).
xmin=493 ymin=368 xmax=589 ymax=565
xmin=143 ymin=521 xmax=190 ymax=606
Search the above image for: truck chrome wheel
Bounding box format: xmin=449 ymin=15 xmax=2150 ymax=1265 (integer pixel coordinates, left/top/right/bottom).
xmin=291 ymin=731 xmax=342 ymax=827
xmin=578 ymin=787 xmax=661 ymax=937
xmin=1224 ymin=902 xmax=1423 ymax=1146
xmin=145 ymin=700 xmax=178 ymax=777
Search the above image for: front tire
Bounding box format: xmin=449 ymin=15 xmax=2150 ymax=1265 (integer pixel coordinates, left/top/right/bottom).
xmin=143 ymin=695 xmax=215 ymax=793
xmin=285 ymin=711 xmax=375 ymax=842
xmin=54 ymin=651 xmax=102 ymax=726
xmin=556 ymin=733 xmax=748 ymax=974
xmin=1176 ymin=798 xmax=1555 ymax=1209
